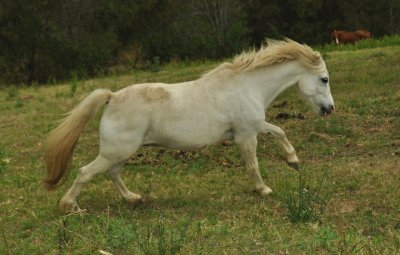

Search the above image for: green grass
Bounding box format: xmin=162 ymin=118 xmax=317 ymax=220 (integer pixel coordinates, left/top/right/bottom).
xmin=1 ymin=38 xmax=400 ymax=254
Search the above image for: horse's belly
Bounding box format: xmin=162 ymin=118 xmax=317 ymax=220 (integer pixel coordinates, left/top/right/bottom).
xmin=143 ymin=123 xmax=233 ymax=150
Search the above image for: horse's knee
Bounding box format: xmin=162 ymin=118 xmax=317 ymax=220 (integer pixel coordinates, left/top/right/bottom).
xmin=272 ymin=126 xmax=285 ymax=137
xmin=262 ymin=123 xmax=285 ymax=138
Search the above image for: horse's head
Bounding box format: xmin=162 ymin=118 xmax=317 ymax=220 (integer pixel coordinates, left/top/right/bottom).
xmin=331 ymin=30 xmax=340 ymax=45
xmin=297 ymin=61 xmax=335 ymax=116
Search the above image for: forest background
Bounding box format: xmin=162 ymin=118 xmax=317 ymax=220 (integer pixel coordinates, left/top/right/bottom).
xmin=1 ymin=0 xmax=399 ymax=84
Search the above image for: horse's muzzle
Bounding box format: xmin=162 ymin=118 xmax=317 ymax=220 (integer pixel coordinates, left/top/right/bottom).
xmin=320 ymin=105 xmax=335 ymax=115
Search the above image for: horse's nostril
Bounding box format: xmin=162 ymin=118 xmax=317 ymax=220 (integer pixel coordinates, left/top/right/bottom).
xmin=320 ymin=105 xmax=333 ymax=115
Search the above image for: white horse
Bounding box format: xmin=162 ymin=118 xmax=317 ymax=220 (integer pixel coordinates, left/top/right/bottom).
xmin=44 ymin=39 xmax=334 ymax=212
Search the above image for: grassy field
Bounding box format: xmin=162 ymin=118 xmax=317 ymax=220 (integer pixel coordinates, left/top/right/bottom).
xmin=0 ymin=41 xmax=399 ymax=254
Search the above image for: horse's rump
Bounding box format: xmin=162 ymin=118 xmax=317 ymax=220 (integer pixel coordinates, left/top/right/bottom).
xmin=355 ymin=29 xmax=372 ymax=39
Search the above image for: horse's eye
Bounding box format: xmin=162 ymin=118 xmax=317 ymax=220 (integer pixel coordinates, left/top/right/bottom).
xmin=321 ymin=77 xmax=329 ymax=84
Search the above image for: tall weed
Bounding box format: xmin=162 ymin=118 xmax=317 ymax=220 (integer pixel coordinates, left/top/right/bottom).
xmin=280 ymin=168 xmax=333 ymax=223
xmin=70 ymin=71 xmax=78 ymax=97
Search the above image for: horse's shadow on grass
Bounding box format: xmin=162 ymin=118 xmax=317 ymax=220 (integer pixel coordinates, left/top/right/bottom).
xmin=82 ymin=188 xmax=273 ymax=216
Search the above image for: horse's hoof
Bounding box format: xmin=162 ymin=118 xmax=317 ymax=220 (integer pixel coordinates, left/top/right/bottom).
xmin=126 ymin=193 xmax=143 ymax=205
xmin=253 ymin=186 xmax=273 ymax=197
xmin=287 ymin=162 xmax=300 ymax=171
xmin=60 ymin=199 xmax=82 ymax=214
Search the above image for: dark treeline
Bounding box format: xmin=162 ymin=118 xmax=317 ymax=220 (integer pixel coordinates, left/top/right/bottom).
xmin=1 ymin=0 xmax=399 ymax=84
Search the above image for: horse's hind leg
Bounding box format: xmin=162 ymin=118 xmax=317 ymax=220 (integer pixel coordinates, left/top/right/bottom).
xmin=261 ymin=122 xmax=299 ymax=170
xmin=107 ymin=163 xmax=142 ymax=204
xmin=60 ymin=155 xmax=114 ymax=212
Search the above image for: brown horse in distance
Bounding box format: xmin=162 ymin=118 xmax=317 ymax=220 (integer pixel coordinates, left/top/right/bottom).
xmin=331 ymin=29 xmax=372 ymax=45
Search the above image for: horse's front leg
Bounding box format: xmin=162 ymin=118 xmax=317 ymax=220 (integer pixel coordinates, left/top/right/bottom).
xmin=261 ymin=122 xmax=299 ymax=170
xmin=237 ymin=135 xmax=272 ymax=196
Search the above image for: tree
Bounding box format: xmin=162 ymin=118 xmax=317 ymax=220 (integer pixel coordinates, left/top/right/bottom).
xmin=1 ymin=0 xmax=399 ymax=85
xmin=191 ymin=0 xmax=248 ymax=56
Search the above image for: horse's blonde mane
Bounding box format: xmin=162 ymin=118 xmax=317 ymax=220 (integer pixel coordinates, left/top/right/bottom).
xmin=203 ymin=39 xmax=324 ymax=78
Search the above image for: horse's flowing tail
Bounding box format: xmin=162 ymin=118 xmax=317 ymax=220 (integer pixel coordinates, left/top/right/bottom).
xmin=43 ymin=89 xmax=112 ymax=190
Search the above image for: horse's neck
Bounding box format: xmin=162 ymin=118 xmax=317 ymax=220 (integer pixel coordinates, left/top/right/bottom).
xmin=245 ymin=61 xmax=304 ymax=108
